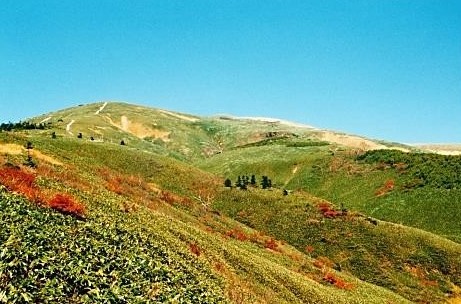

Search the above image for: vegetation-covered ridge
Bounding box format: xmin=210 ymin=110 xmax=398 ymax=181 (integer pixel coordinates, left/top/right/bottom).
xmin=0 ymin=101 xmax=460 ymax=303
xmin=357 ymin=149 xmax=461 ymax=190
xmin=0 ymin=187 xmax=225 ymax=303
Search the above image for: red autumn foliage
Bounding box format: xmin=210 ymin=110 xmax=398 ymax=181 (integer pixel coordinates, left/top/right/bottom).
xmin=48 ymin=194 xmax=86 ymax=218
xmin=0 ymin=167 xmax=42 ymax=203
xmin=99 ymin=168 xmax=152 ymax=198
xmin=159 ymin=191 xmax=176 ymax=204
xmin=264 ymin=238 xmax=279 ymax=251
xmin=189 ymin=242 xmax=201 ymax=257
xmin=106 ymin=176 xmax=123 ymax=194
xmin=214 ymin=261 xmax=226 ymax=273
xmin=317 ymin=202 xmax=331 ymax=213
xmin=375 ymin=179 xmax=395 ymax=197
xmin=323 ymin=273 xmax=354 ymax=290
xmin=305 ymin=245 xmax=315 ymax=253
xmin=317 ymin=202 xmax=342 ymax=218
xmin=225 ymin=228 xmax=248 ymax=241
xmin=421 ymin=279 xmax=438 ymax=287
xmin=313 ymin=256 xmax=335 ymax=269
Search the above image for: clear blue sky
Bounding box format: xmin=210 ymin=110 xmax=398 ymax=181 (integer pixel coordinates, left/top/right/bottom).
xmin=1 ymin=0 xmax=460 ymax=143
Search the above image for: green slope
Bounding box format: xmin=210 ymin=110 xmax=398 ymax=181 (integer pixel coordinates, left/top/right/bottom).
xmin=1 ymin=101 xmax=460 ymax=303
xmin=198 ymin=144 xmax=461 ymax=243
xmin=0 ymin=131 xmax=411 ymax=303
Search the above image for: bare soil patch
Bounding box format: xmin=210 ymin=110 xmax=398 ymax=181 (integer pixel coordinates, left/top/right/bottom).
xmin=0 ymin=143 xmax=63 ymax=165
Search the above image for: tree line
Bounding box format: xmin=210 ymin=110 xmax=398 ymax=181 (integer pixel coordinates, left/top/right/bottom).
xmin=224 ymin=175 xmax=273 ymax=190
xmin=0 ymin=121 xmax=49 ymax=131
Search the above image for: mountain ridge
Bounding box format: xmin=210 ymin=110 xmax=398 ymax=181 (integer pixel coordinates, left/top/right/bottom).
xmin=30 ymin=101 xmax=413 ymax=154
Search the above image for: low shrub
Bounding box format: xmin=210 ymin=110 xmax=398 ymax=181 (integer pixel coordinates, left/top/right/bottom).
xmin=225 ymin=228 xmax=248 ymax=241
xmin=159 ymin=191 xmax=176 ymax=204
xmin=264 ymin=238 xmax=279 ymax=251
xmin=0 ymin=167 xmax=42 ymax=203
xmin=323 ymin=273 xmax=354 ymax=290
xmin=48 ymin=193 xmax=86 ymax=218
xmin=189 ymin=242 xmax=202 ymax=257
xmin=313 ymin=256 xmax=335 ymax=270
xmin=375 ymin=179 xmax=395 ymax=197
xmin=317 ymin=202 xmax=342 ymax=218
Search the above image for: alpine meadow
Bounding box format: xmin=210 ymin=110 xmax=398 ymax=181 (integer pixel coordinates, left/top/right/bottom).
xmin=1 ymin=101 xmax=461 ymax=303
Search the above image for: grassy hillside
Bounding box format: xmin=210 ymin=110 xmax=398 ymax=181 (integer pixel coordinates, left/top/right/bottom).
xmin=1 ymin=102 xmax=460 ymax=303
xmin=198 ymin=143 xmax=461 ymax=243
xmin=213 ymin=188 xmax=461 ymax=303
xmin=0 ymin=131 xmax=411 ymax=303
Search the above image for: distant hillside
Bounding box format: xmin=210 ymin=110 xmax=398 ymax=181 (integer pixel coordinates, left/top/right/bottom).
xmin=28 ymin=102 xmax=414 ymax=158
xmin=0 ymin=101 xmax=460 ymax=303
xmin=413 ymin=144 xmax=461 ymax=155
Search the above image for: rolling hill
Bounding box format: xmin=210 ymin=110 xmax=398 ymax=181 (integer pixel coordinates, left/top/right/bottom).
xmin=1 ymin=101 xmax=460 ymax=303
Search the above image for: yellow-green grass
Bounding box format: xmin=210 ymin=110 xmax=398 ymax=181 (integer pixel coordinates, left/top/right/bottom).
xmin=199 ymin=145 xmax=461 ymax=244
xmin=213 ymin=188 xmax=461 ymax=303
xmin=0 ymin=131 xmax=411 ymax=303
xmin=1 ymin=102 xmax=460 ymax=303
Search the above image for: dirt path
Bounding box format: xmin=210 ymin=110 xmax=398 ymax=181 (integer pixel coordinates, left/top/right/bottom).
xmin=95 ymin=102 xmax=108 ymax=115
xmin=66 ymin=120 xmax=75 ymax=135
xmin=158 ymin=109 xmax=198 ymax=122
xmin=39 ymin=117 xmax=52 ymax=124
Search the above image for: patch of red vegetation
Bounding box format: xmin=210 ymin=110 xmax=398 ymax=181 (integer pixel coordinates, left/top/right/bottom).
xmin=48 ymin=193 xmax=86 ymax=218
xmin=313 ymin=256 xmax=335 ymax=269
xmin=375 ymin=179 xmax=395 ymax=197
xmin=317 ymin=202 xmax=342 ymax=218
xmin=0 ymin=166 xmax=87 ymax=218
xmin=213 ymin=261 xmax=226 ymax=273
xmin=99 ymin=168 xmax=152 ymax=198
xmin=305 ymin=245 xmax=315 ymax=254
xmin=159 ymin=190 xmax=176 ymax=204
xmin=264 ymin=238 xmax=279 ymax=251
xmin=188 ymin=242 xmax=201 ymax=257
xmin=226 ymin=228 xmax=248 ymax=241
xmin=421 ymin=280 xmax=438 ymax=287
xmin=225 ymin=227 xmax=285 ymax=253
xmin=323 ymin=273 xmax=354 ymax=290
xmin=0 ymin=167 xmax=42 ymax=203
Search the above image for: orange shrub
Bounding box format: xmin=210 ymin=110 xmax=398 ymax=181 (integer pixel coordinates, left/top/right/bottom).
xmin=323 ymin=273 xmax=354 ymax=290
xmin=99 ymin=168 xmax=152 ymax=197
xmin=375 ymin=179 xmax=395 ymax=197
xmin=214 ymin=262 xmax=226 ymax=274
xmin=225 ymin=228 xmax=248 ymax=241
xmin=189 ymin=242 xmax=201 ymax=257
xmin=305 ymin=245 xmax=315 ymax=254
xmin=317 ymin=202 xmax=341 ymax=218
xmin=313 ymin=256 xmax=334 ymax=269
xmin=264 ymin=238 xmax=279 ymax=251
xmin=421 ymin=280 xmax=438 ymax=287
xmin=48 ymin=194 xmax=86 ymax=218
xmin=159 ymin=191 xmax=176 ymax=204
xmin=0 ymin=167 xmax=42 ymax=203
xmin=106 ymin=176 xmax=123 ymax=194
xmin=317 ymin=202 xmax=331 ymax=213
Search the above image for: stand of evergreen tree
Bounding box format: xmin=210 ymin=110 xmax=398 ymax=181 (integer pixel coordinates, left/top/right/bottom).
xmin=0 ymin=121 xmax=48 ymax=132
xmin=226 ymin=175 xmax=273 ymax=190
xmin=23 ymin=141 xmax=36 ymax=168
xmin=261 ymin=176 xmax=272 ymax=189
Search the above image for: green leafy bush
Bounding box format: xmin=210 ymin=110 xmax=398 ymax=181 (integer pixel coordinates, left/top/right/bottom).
xmin=0 ymin=188 xmax=226 ymax=303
